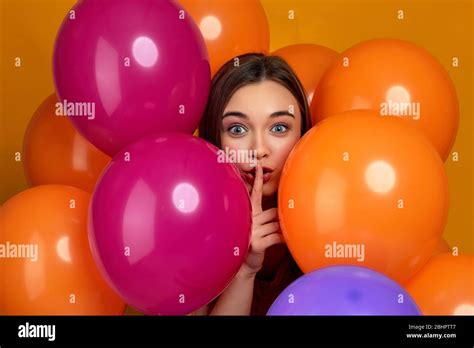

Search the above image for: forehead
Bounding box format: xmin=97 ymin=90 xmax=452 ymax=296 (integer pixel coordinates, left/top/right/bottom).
xmin=224 ymin=80 xmax=299 ymax=115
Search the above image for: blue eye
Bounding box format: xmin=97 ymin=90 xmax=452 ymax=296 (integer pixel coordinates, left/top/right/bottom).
xmin=228 ymin=124 xmax=248 ymax=135
xmin=271 ymin=123 xmax=289 ymax=134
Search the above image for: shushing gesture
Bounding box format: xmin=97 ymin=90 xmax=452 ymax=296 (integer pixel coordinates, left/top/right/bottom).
xmin=239 ymin=163 xmax=285 ymax=276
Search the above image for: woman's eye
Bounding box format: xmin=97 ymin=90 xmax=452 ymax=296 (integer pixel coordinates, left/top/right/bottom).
xmin=271 ymin=124 xmax=289 ymax=134
xmin=228 ymin=125 xmax=248 ymax=135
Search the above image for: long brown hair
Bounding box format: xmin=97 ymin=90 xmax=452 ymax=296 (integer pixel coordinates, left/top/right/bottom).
xmin=199 ymin=53 xmax=311 ymax=147
xmin=199 ymin=53 xmax=311 ymax=315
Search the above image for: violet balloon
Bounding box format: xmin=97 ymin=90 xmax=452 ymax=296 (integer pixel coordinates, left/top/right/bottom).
xmin=267 ymin=266 xmax=421 ymax=315
xmin=53 ymin=0 xmax=210 ymax=156
xmin=89 ymin=133 xmax=252 ymax=315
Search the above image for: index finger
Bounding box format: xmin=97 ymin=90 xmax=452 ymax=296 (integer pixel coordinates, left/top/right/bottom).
xmin=251 ymin=163 xmax=263 ymax=215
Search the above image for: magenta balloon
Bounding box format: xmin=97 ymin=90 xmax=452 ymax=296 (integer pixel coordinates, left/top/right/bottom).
xmin=53 ymin=0 xmax=210 ymax=156
xmin=89 ymin=133 xmax=252 ymax=315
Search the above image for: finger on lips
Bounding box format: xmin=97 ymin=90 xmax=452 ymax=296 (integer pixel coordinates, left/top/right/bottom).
xmin=251 ymin=163 xmax=264 ymax=214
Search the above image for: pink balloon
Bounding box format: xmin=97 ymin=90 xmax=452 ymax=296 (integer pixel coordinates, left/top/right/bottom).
xmin=89 ymin=133 xmax=252 ymax=315
xmin=53 ymin=0 xmax=210 ymax=156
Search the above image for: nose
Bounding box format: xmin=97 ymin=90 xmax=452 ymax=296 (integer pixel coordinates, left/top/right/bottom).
xmin=252 ymin=131 xmax=270 ymax=161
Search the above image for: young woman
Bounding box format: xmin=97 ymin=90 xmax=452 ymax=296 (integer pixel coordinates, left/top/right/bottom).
xmin=198 ymin=53 xmax=312 ymax=315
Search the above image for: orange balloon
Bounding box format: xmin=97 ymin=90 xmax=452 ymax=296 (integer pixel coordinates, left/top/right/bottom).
xmin=311 ymin=39 xmax=459 ymax=161
xmin=278 ymin=111 xmax=449 ymax=284
xmin=179 ymin=0 xmax=270 ymax=76
xmin=0 ymin=185 xmax=125 ymax=315
xmin=23 ymin=94 xmax=111 ymax=193
xmin=406 ymin=254 xmax=474 ymax=315
xmin=272 ymin=44 xmax=339 ymax=105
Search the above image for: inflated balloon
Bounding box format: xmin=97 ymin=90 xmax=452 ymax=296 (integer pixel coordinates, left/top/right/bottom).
xmin=53 ymin=0 xmax=210 ymax=156
xmin=0 ymin=185 xmax=125 ymax=315
xmin=406 ymin=254 xmax=474 ymax=315
xmin=267 ymin=266 xmax=421 ymax=315
xmin=23 ymin=94 xmax=110 ymax=192
xmin=180 ymin=0 xmax=270 ymax=76
xmin=279 ymin=111 xmax=449 ymax=284
xmin=312 ymin=39 xmax=459 ymax=160
xmin=89 ymin=133 xmax=252 ymax=315
xmin=272 ymin=44 xmax=338 ymax=104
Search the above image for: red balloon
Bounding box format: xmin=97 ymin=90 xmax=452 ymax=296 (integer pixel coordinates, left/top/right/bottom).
xmin=89 ymin=134 xmax=252 ymax=315
xmin=53 ymin=0 xmax=210 ymax=156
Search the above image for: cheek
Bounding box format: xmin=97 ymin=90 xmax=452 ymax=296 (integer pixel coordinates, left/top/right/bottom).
xmin=268 ymin=135 xmax=300 ymax=171
xmin=262 ymin=136 xmax=300 ymax=197
xmin=220 ymin=134 xmax=251 ymax=172
xmin=221 ymin=134 xmax=251 ymax=152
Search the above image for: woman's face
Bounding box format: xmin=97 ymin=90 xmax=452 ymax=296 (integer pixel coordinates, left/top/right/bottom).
xmin=220 ymin=80 xmax=303 ymax=196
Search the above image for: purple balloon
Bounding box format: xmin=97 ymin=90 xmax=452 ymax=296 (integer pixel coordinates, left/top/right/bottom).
xmin=53 ymin=0 xmax=210 ymax=156
xmin=267 ymin=266 xmax=421 ymax=315
xmin=89 ymin=133 xmax=252 ymax=315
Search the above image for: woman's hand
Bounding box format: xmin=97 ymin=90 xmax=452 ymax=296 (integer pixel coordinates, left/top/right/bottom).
xmin=239 ymin=163 xmax=285 ymax=277
xmin=207 ymin=163 xmax=285 ymax=315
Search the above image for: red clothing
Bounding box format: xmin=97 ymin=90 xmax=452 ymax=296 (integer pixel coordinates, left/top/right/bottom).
xmin=250 ymin=244 xmax=303 ymax=315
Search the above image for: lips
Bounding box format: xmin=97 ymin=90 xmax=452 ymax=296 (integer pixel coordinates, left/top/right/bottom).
xmin=242 ymin=166 xmax=273 ymax=185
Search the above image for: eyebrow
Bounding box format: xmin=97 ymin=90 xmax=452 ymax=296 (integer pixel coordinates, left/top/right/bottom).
xmin=222 ymin=110 xmax=295 ymax=118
